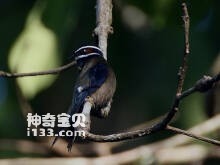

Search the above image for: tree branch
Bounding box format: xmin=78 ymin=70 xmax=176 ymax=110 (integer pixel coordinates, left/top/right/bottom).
xmin=177 ymin=2 xmax=190 ymax=94
xmin=0 ymin=61 xmax=76 ymax=78
xmin=160 ymin=2 xmax=190 ymax=126
xmin=166 ymin=125 xmax=220 ymax=146
xmin=81 ymin=72 xmax=220 ymax=142
xmin=94 ymin=0 xmax=113 ymax=59
xmin=180 ymin=73 xmax=220 ymax=99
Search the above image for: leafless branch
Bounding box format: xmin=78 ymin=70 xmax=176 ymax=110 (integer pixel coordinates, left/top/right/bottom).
xmin=177 ymin=2 xmax=190 ymax=94
xmin=166 ymin=125 xmax=220 ymax=146
xmin=0 ymin=61 xmax=76 ymax=78
xmin=94 ymin=0 xmax=113 ymax=59
xmin=150 ymin=114 xmax=220 ymax=149
xmin=161 ymin=2 xmax=190 ymax=126
xmin=81 ymin=73 xmax=220 ymax=143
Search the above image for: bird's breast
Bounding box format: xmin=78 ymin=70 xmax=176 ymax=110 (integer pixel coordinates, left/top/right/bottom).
xmin=91 ymin=68 xmax=116 ymax=107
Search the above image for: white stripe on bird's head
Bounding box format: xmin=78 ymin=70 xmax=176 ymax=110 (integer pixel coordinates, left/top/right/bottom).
xmin=75 ymin=46 xmax=102 ymax=53
xmin=74 ymin=46 xmax=103 ymax=61
xmin=75 ymin=53 xmax=101 ymax=60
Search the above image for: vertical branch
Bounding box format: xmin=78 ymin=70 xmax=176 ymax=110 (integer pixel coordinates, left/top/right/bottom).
xmin=82 ymin=0 xmax=114 ymax=138
xmin=177 ymin=3 xmax=190 ymax=95
xmin=94 ymin=0 xmax=113 ymax=60
xmin=160 ymin=2 xmax=190 ymax=125
xmin=81 ymin=101 xmax=92 ymax=132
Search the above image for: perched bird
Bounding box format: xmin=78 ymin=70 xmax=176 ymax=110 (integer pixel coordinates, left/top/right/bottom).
xmin=53 ymin=45 xmax=116 ymax=151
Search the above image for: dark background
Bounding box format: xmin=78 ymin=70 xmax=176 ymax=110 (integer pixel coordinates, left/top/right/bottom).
xmin=0 ymin=0 xmax=219 ymax=163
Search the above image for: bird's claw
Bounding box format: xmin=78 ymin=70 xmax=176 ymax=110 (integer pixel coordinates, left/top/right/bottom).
xmin=85 ymin=96 xmax=94 ymax=106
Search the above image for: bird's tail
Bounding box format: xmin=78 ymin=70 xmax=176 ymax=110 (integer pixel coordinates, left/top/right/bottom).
xmin=51 ymin=126 xmax=76 ymax=152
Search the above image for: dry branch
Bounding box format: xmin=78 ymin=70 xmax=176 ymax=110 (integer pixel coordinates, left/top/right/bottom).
xmin=0 ymin=61 xmax=76 ymax=78
xmin=80 ymin=72 xmax=220 ymax=143
xmin=94 ymin=0 xmax=113 ymax=59
xmin=166 ymin=125 xmax=220 ymax=146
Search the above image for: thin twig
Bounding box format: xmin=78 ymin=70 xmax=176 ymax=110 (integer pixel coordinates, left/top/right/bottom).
xmin=0 ymin=61 xmax=76 ymax=78
xmin=180 ymin=73 xmax=220 ymax=99
xmin=166 ymin=125 xmax=220 ymax=146
xmin=161 ymin=2 xmax=190 ymax=126
xmin=177 ymin=2 xmax=190 ymax=94
xmin=151 ymin=114 xmax=220 ymax=148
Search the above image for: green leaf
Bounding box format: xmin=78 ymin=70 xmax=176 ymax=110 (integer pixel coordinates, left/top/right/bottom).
xmin=8 ymin=1 xmax=60 ymax=99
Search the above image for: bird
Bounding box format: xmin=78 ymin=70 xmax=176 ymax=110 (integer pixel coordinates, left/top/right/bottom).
xmin=53 ymin=45 xmax=116 ymax=151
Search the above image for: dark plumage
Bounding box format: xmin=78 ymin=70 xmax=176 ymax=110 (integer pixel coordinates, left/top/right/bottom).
xmin=53 ymin=46 xmax=116 ymax=151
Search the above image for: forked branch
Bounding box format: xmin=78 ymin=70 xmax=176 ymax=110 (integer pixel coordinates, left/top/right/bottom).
xmin=79 ymin=2 xmax=220 ymax=146
xmin=83 ymin=73 xmax=220 ymax=144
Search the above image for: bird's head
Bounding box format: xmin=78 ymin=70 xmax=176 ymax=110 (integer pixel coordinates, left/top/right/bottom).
xmin=73 ymin=46 xmax=104 ymax=69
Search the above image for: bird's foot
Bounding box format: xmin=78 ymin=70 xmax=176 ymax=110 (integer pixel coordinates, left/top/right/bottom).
xmin=85 ymin=96 xmax=94 ymax=106
xmin=100 ymin=99 xmax=112 ymax=118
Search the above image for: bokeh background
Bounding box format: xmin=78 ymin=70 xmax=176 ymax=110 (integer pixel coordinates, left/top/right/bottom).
xmin=0 ymin=0 xmax=219 ymax=164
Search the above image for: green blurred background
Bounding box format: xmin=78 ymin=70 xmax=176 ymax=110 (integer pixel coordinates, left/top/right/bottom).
xmin=0 ymin=0 xmax=219 ymax=163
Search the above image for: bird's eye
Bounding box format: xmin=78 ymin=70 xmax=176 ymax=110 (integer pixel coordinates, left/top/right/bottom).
xmin=83 ymin=48 xmax=93 ymax=54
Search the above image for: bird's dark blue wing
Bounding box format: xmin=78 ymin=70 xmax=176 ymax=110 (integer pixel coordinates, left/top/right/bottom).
xmin=89 ymin=63 xmax=108 ymax=88
xmin=69 ymin=63 xmax=108 ymax=116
